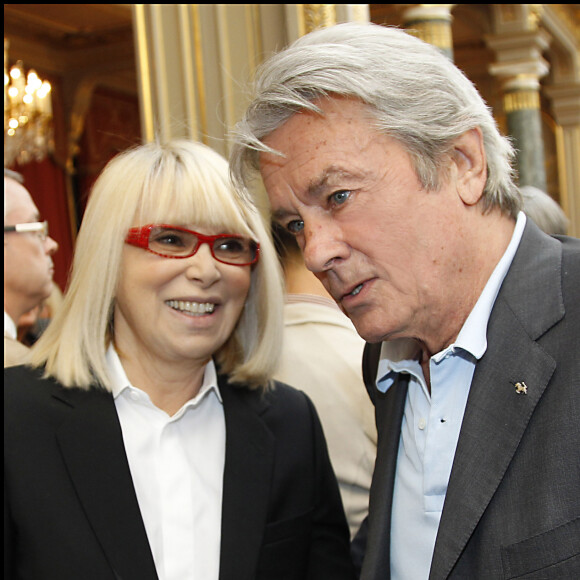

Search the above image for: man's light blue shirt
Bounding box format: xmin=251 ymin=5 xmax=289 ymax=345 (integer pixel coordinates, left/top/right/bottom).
xmin=376 ymin=212 xmax=527 ymax=580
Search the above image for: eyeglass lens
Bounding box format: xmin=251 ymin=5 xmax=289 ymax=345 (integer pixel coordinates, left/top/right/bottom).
xmin=148 ymin=226 xmax=256 ymax=264
xmin=37 ymin=222 xmax=48 ymax=241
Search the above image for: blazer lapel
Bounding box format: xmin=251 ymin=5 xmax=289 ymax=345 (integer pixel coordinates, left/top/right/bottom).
xmin=429 ymin=221 xmax=564 ymax=580
xmin=54 ymin=387 xmax=158 ymax=580
xmin=361 ymin=370 xmax=409 ymax=580
xmin=218 ymin=380 xmax=275 ymax=580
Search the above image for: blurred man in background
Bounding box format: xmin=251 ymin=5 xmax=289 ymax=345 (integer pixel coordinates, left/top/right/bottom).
xmin=4 ymin=168 xmax=59 ymax=366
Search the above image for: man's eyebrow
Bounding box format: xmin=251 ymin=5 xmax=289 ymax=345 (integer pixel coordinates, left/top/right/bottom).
xmin=272 ymin=208 xmax=291 ymax=222
xmin=271 ymin=166 xmax=365 ymax=222
xmin=22 ymin=212 xmax=41 ymax=223
xmin=306 ymin=166 xmax=363 ymax=198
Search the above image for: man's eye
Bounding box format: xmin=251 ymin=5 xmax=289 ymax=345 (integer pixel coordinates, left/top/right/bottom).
xmin=330 ymin=190 xmax=351 ymax=205
xmin=287 ymin=220 xmax=304 ymax=234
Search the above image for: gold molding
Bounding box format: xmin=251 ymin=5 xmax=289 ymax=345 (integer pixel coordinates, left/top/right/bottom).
xmin=349 ymin=4 xmax=370 ymax=23
xmin=504 ymin=90 xmax=541 ymax=113
xmin=215 ymin=4 xmax=235 ymax=134
xmin=150 ymin=4 xmax=172 ymax=142
xmin=548 ymin=4 xmax=580 ymax=41
xmin=405 ymin=21 xmax=453 ymax=50
xmin=528 ymin=4 xmax=543 ymax=31
xmin=191 ymin=5 xmax=208 ymax=143
xmin=178 ymin=4 xmax=199 ymax=140
xmin=303 ymin=5 xmax=336 ymax=34
xmin=133 ymin=4 xmax=155 ymax=142
xmin=554 ymin=121 xmax=569 ymax=215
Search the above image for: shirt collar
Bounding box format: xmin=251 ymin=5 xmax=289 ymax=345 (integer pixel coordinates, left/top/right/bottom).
xmin=451 ymin=211 xmax=526 ymax=361
xmin=377 ymin=338 xmax=423 ymax=385
xmin=376 ymin=211 xmax=526 ymax=386
xmin=105 ymin=344 xmax=223 ymax=405
xmin=4 ymin=311 xmax=17 ymax=339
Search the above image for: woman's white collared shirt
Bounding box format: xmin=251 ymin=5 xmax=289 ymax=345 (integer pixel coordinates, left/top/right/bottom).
xmin=106 ymin=346 xmax=225 ymax=580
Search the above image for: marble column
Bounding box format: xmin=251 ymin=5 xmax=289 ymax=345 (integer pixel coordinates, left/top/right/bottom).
xmin=503 ymin=75 xmax=548 ymax=191
xmin=486 ymin=26 xmax=551 ymax=192
xmin=402 ymin=4 xmax=455 ymax=61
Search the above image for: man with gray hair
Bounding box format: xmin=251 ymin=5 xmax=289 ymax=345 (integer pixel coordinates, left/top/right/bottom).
xmin=4 ymin=168 xmax=59 ymax=366
xmin=231 ymin=23 xmax=580 ymax=580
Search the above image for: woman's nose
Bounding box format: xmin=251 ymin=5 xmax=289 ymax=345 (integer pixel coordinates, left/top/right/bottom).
xmin=184 ymin=242 xmax=222 ymax=284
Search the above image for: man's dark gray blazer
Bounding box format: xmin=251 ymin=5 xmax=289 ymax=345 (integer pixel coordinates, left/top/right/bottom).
xmin=4 ymin=368 xmax=356 ymax=580
xmin=356 ymin=219 xmax=580 ymax=579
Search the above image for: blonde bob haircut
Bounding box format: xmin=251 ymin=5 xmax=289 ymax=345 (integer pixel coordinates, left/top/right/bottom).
xmin=29 ymin=139 xmax=284 ymax=391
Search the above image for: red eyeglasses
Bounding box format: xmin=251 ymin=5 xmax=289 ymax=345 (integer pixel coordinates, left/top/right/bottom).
xmin=125 ymin=224 xmax=260 ymax=266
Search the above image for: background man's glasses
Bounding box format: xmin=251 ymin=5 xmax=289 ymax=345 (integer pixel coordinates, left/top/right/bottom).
xmin=125 ymin=224 xmax=260 ymax=266
xmin=4 ymin=221 xmax=49 ymax=242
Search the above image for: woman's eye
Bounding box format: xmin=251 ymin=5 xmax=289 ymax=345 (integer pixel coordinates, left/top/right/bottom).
xmin=286 ymin=220 xmax=304 ymax=234
xmin=155 ymin=233 xmax=186 ymax=247
xmin=330 ymin=190 xmax=351 ymax=205
xmin=217 ymin=239 xmax=244 ymax=253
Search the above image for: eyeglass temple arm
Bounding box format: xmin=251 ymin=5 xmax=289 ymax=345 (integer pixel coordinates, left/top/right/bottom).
xmin=4 ymin=222 xmax=46 ymax=233
xmin=125 ymin=226 xmax=151 ymax=247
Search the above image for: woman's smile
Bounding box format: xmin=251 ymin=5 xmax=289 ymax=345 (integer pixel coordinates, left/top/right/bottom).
xmin=165 ymin=299 xmax=217 ymax=315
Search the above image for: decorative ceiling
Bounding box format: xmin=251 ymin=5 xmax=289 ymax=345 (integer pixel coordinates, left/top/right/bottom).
xmin=4 ymin=4 xmax=137 ymax=95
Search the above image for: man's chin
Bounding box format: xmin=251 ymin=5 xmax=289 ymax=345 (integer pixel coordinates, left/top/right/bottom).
xmin=350 ymin=321 xmax=387 ymax=344
xmin=43 ymin=280 xmax=55 ymax=298
xmin=351 ymin=318 xmax=407 ymax=345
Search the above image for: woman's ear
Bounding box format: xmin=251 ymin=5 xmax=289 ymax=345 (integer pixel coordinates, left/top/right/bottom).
xmin=453 ymin=128 xmax=487 ymax=207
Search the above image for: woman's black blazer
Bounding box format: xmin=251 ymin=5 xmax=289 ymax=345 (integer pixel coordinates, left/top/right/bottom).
xmin=4 ymin=364 xmax=356 ymax=580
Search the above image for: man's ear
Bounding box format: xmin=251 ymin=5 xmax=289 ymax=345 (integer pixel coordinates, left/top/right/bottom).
xmin=453 ymin=128 xmax=487 ymax=207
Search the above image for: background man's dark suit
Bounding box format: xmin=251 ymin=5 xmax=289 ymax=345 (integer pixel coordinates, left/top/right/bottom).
xmin=355 ymin=220 xmax=580 ymax=579
xmin=4 ymin=367 xmax=355 ymax=580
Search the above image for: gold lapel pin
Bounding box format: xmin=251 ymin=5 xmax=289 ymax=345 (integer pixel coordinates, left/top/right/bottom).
xmin=514 ymin=381 xmax=528 ymax=395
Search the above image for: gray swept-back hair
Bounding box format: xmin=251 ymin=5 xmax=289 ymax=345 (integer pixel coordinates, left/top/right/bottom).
xmin=230 ymin=22 xmax=521 ymax=217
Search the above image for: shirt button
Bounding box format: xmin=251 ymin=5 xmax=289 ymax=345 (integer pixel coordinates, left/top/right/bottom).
xmin=418 ymin=418 xmax=426 ymax=430
xmin=130 ymin=391 xmax=140 ymax=401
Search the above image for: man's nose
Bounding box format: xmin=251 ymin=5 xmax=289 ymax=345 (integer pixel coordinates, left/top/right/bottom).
xmin=46 ymin=236 xmax=59 ymax=255
xmin=302 ymin=218 xmax=348 ymax=274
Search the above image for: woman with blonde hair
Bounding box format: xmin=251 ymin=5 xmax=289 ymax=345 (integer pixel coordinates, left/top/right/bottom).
xmin=4 ymin=140 xmax=355 ymax=580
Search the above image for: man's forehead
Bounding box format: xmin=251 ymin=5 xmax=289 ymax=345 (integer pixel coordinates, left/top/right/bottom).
xmin=5 ymin=180 xmax=39 ymax=220
xmin=260 ymin=123 xmax=379 ymax=192
xmin=263 ymin=97 xmax=373 ymax=144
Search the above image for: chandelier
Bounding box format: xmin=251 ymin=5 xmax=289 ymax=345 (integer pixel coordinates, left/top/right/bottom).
xmin=4 ymin=39 xmax=54 ymax=167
